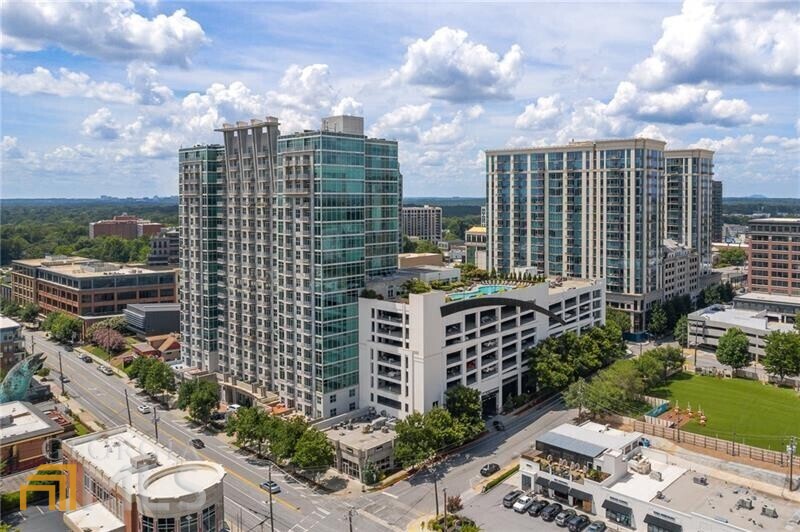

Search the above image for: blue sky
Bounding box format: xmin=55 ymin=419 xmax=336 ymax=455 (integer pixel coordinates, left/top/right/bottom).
xmin=1 ymin=0 xmax=798 ymax=198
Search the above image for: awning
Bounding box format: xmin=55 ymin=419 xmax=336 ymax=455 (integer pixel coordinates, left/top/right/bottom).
xmin=535 ymin=476 xmax=550 ymax=487
xmin=569 ymin=487 xmax=593 ymax=501
xmin=602 ymin=499 xmax=632 ymax=515
xmin=644 ymin=514 xmax=682 ymax=532
xmin=549 ymin=480 xmax=569 ymax=494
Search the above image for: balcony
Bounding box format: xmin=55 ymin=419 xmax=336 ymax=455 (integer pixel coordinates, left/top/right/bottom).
xmin=377 ymin=352 xmax=401 ymax=367
xmin=377 ymin=365 xmax=402 ymax=381
xmin=376 ymin=379 xmax=401 ymax=395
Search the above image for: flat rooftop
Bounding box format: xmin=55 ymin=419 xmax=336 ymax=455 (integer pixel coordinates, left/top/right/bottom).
xmin=0 ymin=316 xmax=21 ymax=329
xmin=325 ymin=422 xmax=396 ymax=451
xmin=689 ymin=305 xmax=794 ymax=332
xmin=656 ymin=466 xmax=800 ymax=531
xmin=545 ymin=422 xmax=642 ymax=455
xmin=65 ymin=426 xmax=181 ymax=495
xmin=125 ymin=303 xmax=181 ymax=312
xmin=749 ymin=217 xmax=800 ymax=224
xmin=64 ymin=501 xmax=125 ymax=532
xmin=608 ymin=459 xmax=685 ymax=502
xmin=735 ymin=292 xmax=800 ymax=306
xmin=547 ymin=278 xmax=600 ymax=296
xmin=0 ymin=401 xmax=63 ymax=445
xmin=41 ymin=262 xmax=172 ymax=278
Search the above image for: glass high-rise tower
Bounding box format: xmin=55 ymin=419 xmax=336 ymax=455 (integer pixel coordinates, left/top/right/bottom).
xmin=180 ymin=115 xmax=400 ymax=418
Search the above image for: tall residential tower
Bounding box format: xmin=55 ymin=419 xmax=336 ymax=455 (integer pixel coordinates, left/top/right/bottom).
xmin=180 ymin=116 xmax=400 ymax=418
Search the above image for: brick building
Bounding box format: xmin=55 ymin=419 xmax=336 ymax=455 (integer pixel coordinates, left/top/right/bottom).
xmin=747 ymin=218 xmax=800 ymax=296
xmin=89 ymin=214 xmax=163 ymax=239
xmin=0 ymin=401 xmax=64 ymax=475
xmin=11 ymin=256 xmax=177 ymax=335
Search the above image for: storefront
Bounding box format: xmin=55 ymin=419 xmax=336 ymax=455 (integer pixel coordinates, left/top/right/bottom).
xmin=602 ymin=499 xmax=634 ymax=528
xmin=644 ymin=514 xmax=682 ymax=532
xmin=569 ymin=487 xmax=593 ymax=513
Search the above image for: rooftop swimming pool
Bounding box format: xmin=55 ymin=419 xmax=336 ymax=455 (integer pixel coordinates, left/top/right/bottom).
xmin=447 ymin=284 xmax=515 ymax=301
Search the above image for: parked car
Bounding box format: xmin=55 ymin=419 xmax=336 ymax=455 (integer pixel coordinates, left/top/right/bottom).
xmin=59 ymin=375 xmax=70 ymax=383
xmin=480 ymin=463 xmax=500 ymax=477
xmin=137 ymin=404 xmax=152 ymax=414
xmin=527 ymin=499 xmax=549 ymax=517
xmin=512 ymin=495 xmax=534 ymax=513
xmin=493 ymin=420 xmax=505 ymax=431
xmin=81 ymin=355 xmax=93 ymax=363
xmin=555 ymin=509 xmax=577 ymax=527
xmin=190 ymin=438 xmax=205 ymax=449
xmin=568 ymin=514 xmax=591 ymax=532
xmin=540 ymin=503 xmax=563 ymax=522
xmin=502 ymin=490 xmax=523 ymax=508
xmin=260 ymin=480 xmax=281 ymax=494
xmin=64 ymin=345 xmax=73 ymax=352
xmin=98 ymin=365 xmax=113 ymax=375
xmin=586 ymin=521 xmax=607 ymax=532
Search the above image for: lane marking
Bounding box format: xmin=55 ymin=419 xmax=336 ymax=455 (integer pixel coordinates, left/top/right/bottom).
xmin=316 ymin=507 xmax=330 ymax=516
xmin=381 ymin=491 xmax=399 ymax=499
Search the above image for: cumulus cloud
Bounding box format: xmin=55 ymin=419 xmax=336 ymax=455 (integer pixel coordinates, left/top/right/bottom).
xmin=515 ymin=95 xmax=564 ymax=129
xmin=1 ymin=67 xmax=138 ymax=104
xmin=127 ymin=62 xmax=173 ymax=105
xmin=635 ymin=124 xmax=670 ymax=142
xmin=689 ymin=134 xmax=755 ymax=153
xmin=2 ymin=136 xmax=23 ymax=159
xmin=388 ymin=27 xmax=523 ymax=102
xmin=606 ymin=81 xmax=766 ymax=126
xmin=420 ymin=105 xmax=485 ymax=144
xmin=369 ymin=103 xmax=431 ymax=140
xmin=751 ymin=146 xmax=776 ymax=156
xmin=81 ymin=108 xmax=121 ymax=140
xmin=630 ymin=0 xmax=800 ymax=88
xmin=0 ymin=0 xmax=207 ymax=66
xmin=763 ymin=134 xmax=800 ymax=152
xmin=555 ymin=99 xmax=631 ymax=143
xmin=331 ymin=96 xmax=363 ymax=116
xmin=268 ymin=64 xmax=334 ymax=113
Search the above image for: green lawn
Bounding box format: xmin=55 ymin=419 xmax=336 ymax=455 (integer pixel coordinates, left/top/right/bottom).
xmin=649 ymin=373 xmax=800 ymax=450
xmin=83 ymin=345 xmax=111 ymax=360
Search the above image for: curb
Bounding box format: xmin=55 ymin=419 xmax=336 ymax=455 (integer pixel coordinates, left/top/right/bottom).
xmin=75 ymin=346 xmax=128 ymax=379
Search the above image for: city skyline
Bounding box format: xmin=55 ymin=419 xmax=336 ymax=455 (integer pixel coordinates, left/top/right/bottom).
xmin=1 ymin=1 xmax=799 ymax=199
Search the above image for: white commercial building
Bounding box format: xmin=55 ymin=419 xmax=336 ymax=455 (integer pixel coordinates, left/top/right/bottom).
xmin=521 ymin=422 xmax=787 ymax=531
xmin=687 ymin=305 xmax=794 ymax=361
xmin=62 ymin=426 xmax=225 ymax=532
xmin=359 ymin=277 xmax=605 ymax=418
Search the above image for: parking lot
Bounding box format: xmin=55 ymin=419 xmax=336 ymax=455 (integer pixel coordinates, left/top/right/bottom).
xmin=461 ymin=474 xmax=607 ymax=532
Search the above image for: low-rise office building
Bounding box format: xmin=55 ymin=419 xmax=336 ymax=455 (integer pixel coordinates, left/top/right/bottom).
xmin=0 ymin=401 xmax=64 ymax=474
xmin=124 ymin=302 xmax=180 ymax=337
xmin=62 ymin=426 xmax=225 ymax=532
xmin=733 ymin=292 xmax=800 ymax=324
xmin=0 ymin=316 xmax=25 ymax=372
xmin=322 ymin=414 xmax=397 ymax=481
xmin=11 ymin=256 xmax=177 ymax=335
xmin=747 ymin=218 xmax=800 ymax=297
xmin=89 ymin=214 xmax=163 ymax=239
xmin=687 ymin=305 xmax=794 ymax=361
xmin=521 ymin=422 xmax=767 ymax=531
xmin=359 ymin=277 xmax=605 ymax=418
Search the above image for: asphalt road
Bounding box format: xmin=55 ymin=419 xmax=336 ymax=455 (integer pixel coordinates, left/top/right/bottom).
xmin=26 ymin=330 xmax=574 ymax=532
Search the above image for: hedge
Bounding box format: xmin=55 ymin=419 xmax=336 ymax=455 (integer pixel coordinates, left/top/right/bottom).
xmin=482 ymin=464 xmax=520 ymax=493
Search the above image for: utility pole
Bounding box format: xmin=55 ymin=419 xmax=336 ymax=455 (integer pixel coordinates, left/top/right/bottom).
xmin=57 ymin=350 xmax=65 ymax=396
xmin=124 ymin=389 xmax=132 ymax=426
xmin=347 ymin=507 xmax=355 ymax=532
xmin=433 ymin=470 xmax=440 ymax=518
xmin=442 ymin=488 xmax=448 ymax=532
xmin=789 ymin=437 xmax=797 ymax=492
xmin=153 ymin=406 xmax=159 ymax=442
xmin=268 ymin=465 xmax=275 ymax=532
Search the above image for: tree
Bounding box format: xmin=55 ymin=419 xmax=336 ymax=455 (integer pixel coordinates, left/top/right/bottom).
xmin=394 ymin=412 xmax=436 ymax=468
xmin=92 ymin=327 xmax=125 ymax=352
xmin=43 ymin=312 xmax=82 ymax=343
xmin=794 ymin=312 xmax=800 ymax=333
xmin=143 ymin=359 xmax=176 ymax=400
xmin=635 ymin=352 xmax=665 ymax=389
xmin=446 ymin=495 xmax=463 ymax=513
xmin=762 ymin=331 xmax=800 ymax=380
xmin=647 ymin=303 xmax=668 ymax=337
xmin=226 ymin=407 xmax=271 ymax=455
xmin=292 ymin=428 xmax=334 ymax=470
xmin=650 ymin=346 xmax=685 ymax=378
xmin=674 ymin=315 xmax=689 ymax=348
xmin=606 ymin=306 xmax=631 ymax=334
xmin=177 ymin=379 xmax=220 ymax=426
xmin=424 ymin=407 xmax=465 ymax=448
xmin=715 ymin=328 xmax=751 ymax=369
xmin=128 ymin=356 xmax=156 ymax=383
xmin=403 ymin=278 xmax=431 ymax=295
xmin=564 ymin=378 xmax=589 ymax=416
xmin=445 ymin=385 xmax=483 ymax=438
xmin=87 ymin=316 xmax=127 ymax=337
xmin=270 ymin=417 xmax=308 ymax=460
xmin=18 ymin=303 xmax=39 ymax=323
xmin=0 ymin=299 xmax=21 ymax=317
xmin=717 ymin=248 xmax=746 ymax=267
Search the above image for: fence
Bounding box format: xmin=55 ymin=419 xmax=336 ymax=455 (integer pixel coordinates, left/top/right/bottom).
xmin=631 ymin=420 xmax=800 ymax=469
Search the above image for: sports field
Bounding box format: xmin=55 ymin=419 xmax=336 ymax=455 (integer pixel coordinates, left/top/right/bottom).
xmin=649 ymin=373 xmax=800 ymax=450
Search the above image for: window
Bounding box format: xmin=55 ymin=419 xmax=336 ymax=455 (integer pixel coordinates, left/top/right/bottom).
xmin=157 ymin=518 xmax=175 ymax=532
xmin=349 ymin=388 xmax=356 ymax=397
xmin=330 ymin=408 xmax=337 ymax=416
xmin=329 ymin=394 xmax=337 ymax=403
xmin=142 ymin=516 xmax=154 ymax=532
xmin=179 ymin=513 xmax=198 ymax=532
xmin=349 ymin=402 xmax=356 ymax=411
xmin=201 ymin=506 xmax=216 ymax=531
